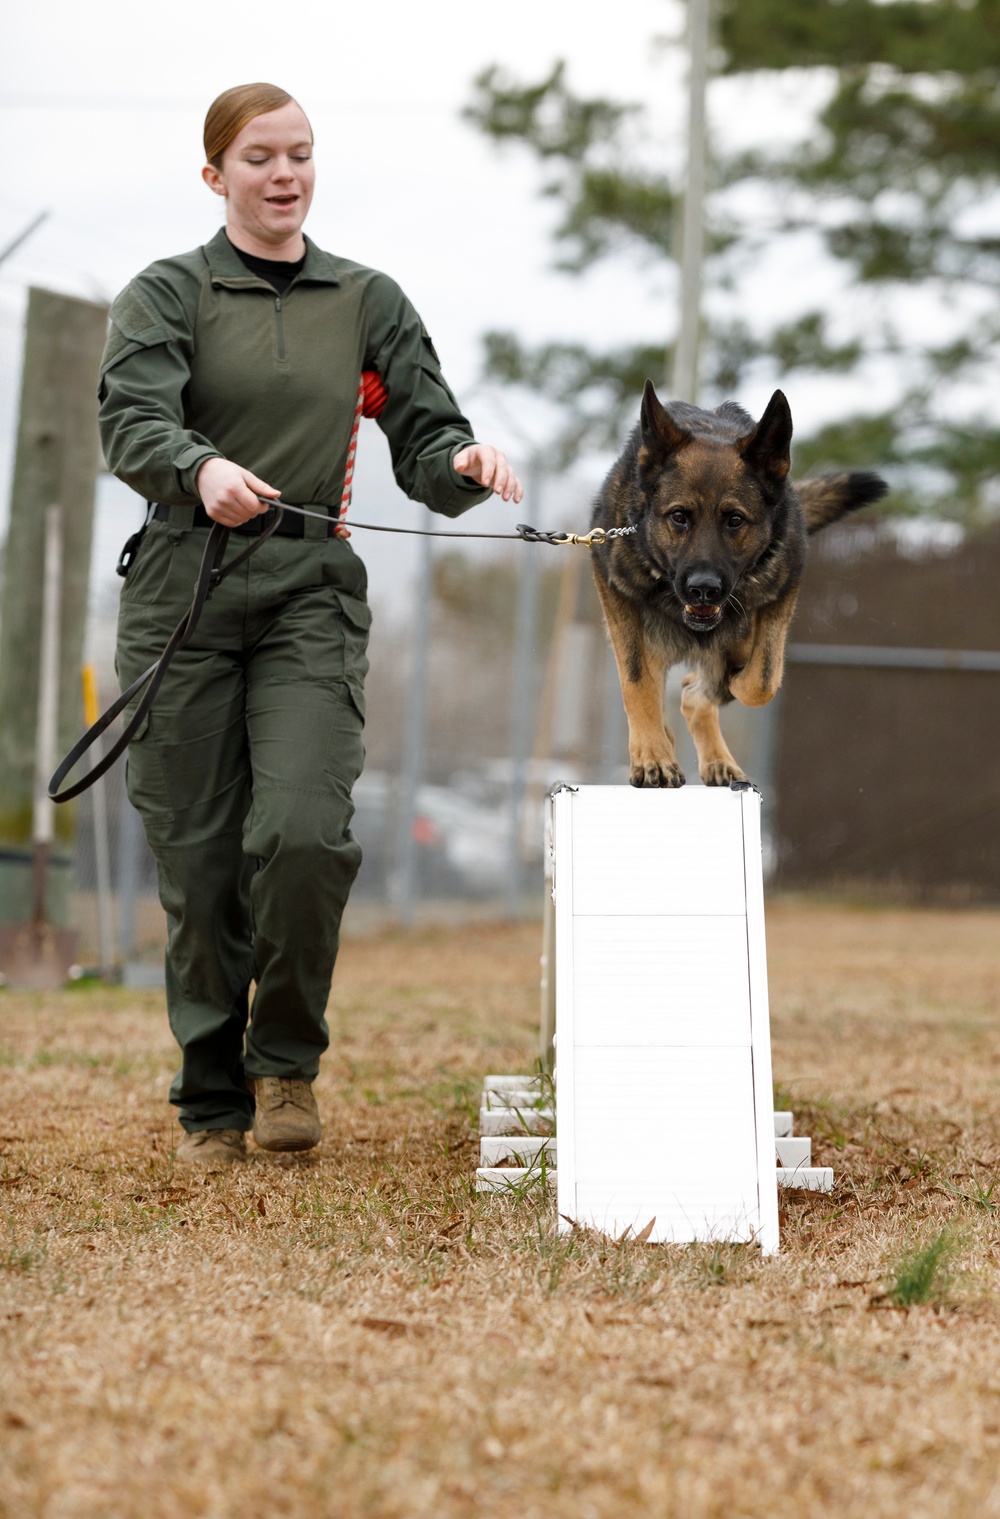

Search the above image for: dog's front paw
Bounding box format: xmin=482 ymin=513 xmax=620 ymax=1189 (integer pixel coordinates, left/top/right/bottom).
xmin=629 ymin=749 xmax=686 ymax=788
xmin=700 ymin=759 xmax=749 ymax=787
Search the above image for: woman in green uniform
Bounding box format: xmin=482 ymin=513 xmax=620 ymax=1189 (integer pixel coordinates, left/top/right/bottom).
xmin=100 ymin=82 xmax=523 ymax=1166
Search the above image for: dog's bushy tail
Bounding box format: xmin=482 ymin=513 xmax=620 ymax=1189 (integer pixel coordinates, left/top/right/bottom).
xmin=794 ymin=471 xmax=888 ymax=535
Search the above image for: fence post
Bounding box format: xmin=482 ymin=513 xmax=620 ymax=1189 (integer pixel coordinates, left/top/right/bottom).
xmin=505 ymin=464 xmax=543 ymax=917
xmin=391 ymin=516 xmax=434 ymax=926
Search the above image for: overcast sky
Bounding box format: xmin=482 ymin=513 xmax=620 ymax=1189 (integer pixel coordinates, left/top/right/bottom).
xmin=1 ymin=0 xmax=854 ymax=623
xmin=3 ymin=0 xmax=696 ymax=364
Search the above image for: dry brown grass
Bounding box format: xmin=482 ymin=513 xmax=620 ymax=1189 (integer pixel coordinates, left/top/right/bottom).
xmin=2 ymin=901 xmax=1000 ymax=1518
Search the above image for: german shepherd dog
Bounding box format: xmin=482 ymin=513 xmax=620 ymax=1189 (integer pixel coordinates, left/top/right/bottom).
xmin=591 ymin=381 xmax=887 ymax=787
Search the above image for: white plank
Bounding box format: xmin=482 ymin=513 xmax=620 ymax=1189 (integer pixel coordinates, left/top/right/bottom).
xmin=480 ymin=1136 xmax=556 ymax=1165
xmin=571 ymin=916 xmax=752 ymax=1047
xmin=481 ymin=1089 xmax=549 ymax=1111
xmin=480 ymin=1166 xmax=833 ymax=1195
xmin=481 ymin=1085 xmax=798 ymax=1139
xmin=774 ymin=1137 xmax=811 ymax=1167
xmin=480 ymin=1107 xmax=554 ymax=1136
xmin=568 ymin=786 xmax=748 ymax=917
xmin=476 ymin=1167 xmax=557 ymax=1192
xmin=481 ymin=1136 xmax=817 ymax=1173
xmin=777 ymin=1167 xmax=833 ymax=1192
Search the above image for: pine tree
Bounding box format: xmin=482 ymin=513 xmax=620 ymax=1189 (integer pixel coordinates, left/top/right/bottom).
xmin=465 ymin=2 xmax=1000 ymax=519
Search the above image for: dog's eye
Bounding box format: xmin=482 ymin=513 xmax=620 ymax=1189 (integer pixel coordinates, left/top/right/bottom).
xmin=726 ymin=513 xmax=746 ymax=531
xmin=669 ymin=509 xmax=689 ymax=528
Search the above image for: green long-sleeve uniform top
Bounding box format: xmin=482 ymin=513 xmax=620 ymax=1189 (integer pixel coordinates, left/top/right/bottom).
xmin=98 ymin=227 xmax=491 ymax=517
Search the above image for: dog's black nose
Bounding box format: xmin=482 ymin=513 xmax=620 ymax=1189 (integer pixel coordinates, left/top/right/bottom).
xmin=683 ymin=569 xmax=724 ymax=605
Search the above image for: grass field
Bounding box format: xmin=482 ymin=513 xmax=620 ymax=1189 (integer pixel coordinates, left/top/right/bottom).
xmin=2 ymin=899 xmax=1000 ymax=1518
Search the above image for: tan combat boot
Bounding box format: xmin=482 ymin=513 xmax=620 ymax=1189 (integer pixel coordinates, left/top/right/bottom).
xmin=251 ymin=1078 xmax=322 ymax=1152
xmin=176 ymin=1128 xmax=246 ymax=1167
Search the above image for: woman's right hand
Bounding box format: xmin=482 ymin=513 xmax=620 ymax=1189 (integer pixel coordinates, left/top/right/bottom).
xmin=196 ymin=457 xmax=280 ymax=526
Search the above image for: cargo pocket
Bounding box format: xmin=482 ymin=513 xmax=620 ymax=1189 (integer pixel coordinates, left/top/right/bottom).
xmin=118 ymin=522 xmax=187 ymax=608
xmin=334 ymin=591 xmax=372 ymax=722
xmin=123 ymin=710 xmax=175 ymax=846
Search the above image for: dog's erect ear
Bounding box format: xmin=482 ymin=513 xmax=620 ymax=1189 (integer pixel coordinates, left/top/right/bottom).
xmin=640 ymin=379 xmax=691 ymax=460
xmin=740 ymin=389 xmax=793 ymax=487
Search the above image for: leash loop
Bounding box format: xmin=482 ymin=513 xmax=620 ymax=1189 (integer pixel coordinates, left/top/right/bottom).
xmin=48 ymin=508 xmax=285 ymax=804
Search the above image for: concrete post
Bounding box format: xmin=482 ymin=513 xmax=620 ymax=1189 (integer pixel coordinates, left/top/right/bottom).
xmin=0 ymin=286 xmax=108 ymax=926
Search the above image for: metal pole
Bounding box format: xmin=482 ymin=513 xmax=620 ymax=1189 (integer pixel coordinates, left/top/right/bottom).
xmin=519 ymin=550 xmax=582 ymax=864
xmin=755 ymin=691 xmax=782 ymax=882
xmin=505 ymin=462 xmax=543 ymax=918
xmin=82 ymin=663 xmax=116 ymax=972
xmin=670 ymin=0 xmax=710 ymax=401
xmin=786 ymin=642 xmax=1000 ymax=672
xmin=32 ymin=507 xmax=63 ymax=893
xmin=118 ymin=797 xmax=141 ymax=964
xmin=392 ymin=516 xmax=434 ymax=926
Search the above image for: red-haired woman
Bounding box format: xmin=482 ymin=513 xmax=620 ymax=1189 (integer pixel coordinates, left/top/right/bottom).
xmin=100 ymin=84 xmax=522 ymax=1166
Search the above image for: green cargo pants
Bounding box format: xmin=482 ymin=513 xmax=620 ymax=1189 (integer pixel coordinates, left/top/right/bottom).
xmin=115 ymin=509 xmax=370 ymax=1132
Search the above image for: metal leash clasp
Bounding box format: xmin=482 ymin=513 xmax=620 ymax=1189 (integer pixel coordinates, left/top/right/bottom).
xmin=559 ymin=525 xmax=637 ymax=547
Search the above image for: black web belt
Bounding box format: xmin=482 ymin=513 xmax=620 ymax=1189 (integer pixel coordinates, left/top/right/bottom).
xmin=151 ymin=501 xmax=336 ymax=538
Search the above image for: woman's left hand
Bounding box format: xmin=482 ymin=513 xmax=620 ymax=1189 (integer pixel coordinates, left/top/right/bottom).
xmin=453 ymin=444 xmax=524 ymax=504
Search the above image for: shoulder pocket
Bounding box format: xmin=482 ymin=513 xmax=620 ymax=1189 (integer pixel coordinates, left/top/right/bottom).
xmin=101 ymin=284 xmax=173 ymax=381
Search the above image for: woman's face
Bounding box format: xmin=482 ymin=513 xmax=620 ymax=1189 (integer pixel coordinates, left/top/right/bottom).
xmin=203 ymin=101 xmax=315 ymax=254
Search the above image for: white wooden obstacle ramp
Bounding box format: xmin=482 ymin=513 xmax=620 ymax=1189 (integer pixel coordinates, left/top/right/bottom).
xmin=475 ymin=786 xmax=834 ymax=1255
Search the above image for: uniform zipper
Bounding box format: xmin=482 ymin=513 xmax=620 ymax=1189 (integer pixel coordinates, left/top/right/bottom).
xmin=274 ymin=297 xmax=287 ymax=362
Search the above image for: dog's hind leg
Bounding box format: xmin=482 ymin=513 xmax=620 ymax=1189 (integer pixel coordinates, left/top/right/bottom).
xmin=593 ymin=571 xmax=685 ymax=787
xmin=680 ymin=673 xmax=749 ymax=787
xmin=728 ymin=586 xmax=799 ymax=707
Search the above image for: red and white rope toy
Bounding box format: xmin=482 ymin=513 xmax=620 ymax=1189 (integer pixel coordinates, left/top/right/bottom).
xmin=339 ymin=370 xmax=388 ymax=525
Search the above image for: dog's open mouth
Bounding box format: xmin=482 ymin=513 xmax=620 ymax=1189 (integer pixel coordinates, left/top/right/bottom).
xmin=683 ymin=603 xmax=724 ymax=631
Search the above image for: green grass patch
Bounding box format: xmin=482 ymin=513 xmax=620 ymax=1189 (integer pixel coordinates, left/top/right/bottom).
xmin=886 ymin=1229 xmax=955 ymax=1307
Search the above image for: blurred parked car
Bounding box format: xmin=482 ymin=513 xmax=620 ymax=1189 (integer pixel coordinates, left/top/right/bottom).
xmin=350 ymin=762 xmax=584 ymax=900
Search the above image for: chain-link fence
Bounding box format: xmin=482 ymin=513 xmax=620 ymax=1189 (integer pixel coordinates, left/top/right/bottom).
xmin=69 ymin=466 xmax=777 ymax=978
xmin=71 ymin=454 xmax=635 ymax=975
xmin=0 ymin=290 xmax=773 ymax=981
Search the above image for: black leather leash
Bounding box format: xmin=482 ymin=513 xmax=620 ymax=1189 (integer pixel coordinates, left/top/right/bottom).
xmin=49 ymin=501 xmax=637 ymax=804
xmin=278 ymin=496 xmax=636 ymax=548
xmin=49 ymin=507 xmax=285 ymax=804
